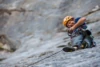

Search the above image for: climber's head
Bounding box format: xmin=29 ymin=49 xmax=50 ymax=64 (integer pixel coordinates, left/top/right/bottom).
xmin=63 ymin=16 xmax=75 ymax=28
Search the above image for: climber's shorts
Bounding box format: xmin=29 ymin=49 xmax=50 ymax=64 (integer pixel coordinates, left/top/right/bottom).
xmin=71 ymin=34 xmax=93 ymax=48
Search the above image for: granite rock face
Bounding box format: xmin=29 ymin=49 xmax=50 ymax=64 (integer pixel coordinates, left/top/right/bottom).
xmin=0 ymin=0 xmax=100 ymax=67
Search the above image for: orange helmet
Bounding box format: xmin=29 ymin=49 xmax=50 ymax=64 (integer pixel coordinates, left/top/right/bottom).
xmin=62 ymin=16 xmax=73 ymax=27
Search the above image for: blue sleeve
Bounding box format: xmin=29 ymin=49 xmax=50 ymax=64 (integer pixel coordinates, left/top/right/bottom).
xmin=75 ymin=17 xmax=87 ymax=29
xmin=75 ymin=17 xmax=81 ymax=23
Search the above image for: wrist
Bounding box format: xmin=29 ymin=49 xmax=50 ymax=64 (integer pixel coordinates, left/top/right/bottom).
xmin=72 ymin=25 xmax=76 ymax=30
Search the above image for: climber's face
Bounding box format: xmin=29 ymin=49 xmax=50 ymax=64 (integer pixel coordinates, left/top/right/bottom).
xmin=67 ymin=19 xmax=75 ymax=28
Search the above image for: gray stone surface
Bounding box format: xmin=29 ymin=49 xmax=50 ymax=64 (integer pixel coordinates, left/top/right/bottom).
xmin=0 ymin=0 xmax=100 ymax=67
